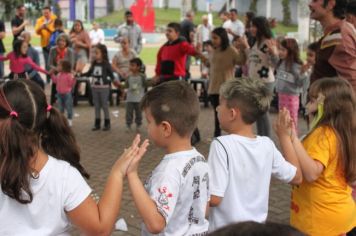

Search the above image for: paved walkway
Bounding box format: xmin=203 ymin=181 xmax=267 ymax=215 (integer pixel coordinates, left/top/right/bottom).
xmin=62 ymin=71 xmax=308 ymax=235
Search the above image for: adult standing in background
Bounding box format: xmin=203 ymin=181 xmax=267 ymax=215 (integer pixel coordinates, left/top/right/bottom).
xmin=0 ymin=20 xmax=5 ymax=79
xmin=70 ymin=20 xmax=91 ymax=74
xmin=111 ymin=37 xmax=137 ymax=81
xmin=196 ymin=15 xmax=213 ymax=48
xmin=89 ymin=22 xmax=105 ymax=46
xmin=207 ymin=27 xmax=248 ymax=137
xmin=35 ymin=6 xmax=57 ymax=83
xmin=114 ymin=11 xmax=142 ymax=54
xmin=309 ymin=0 xmax=356 ymax=92
xmin=180 ymin=11 xmax=195 ymax=80
xmin=246 ymin=16 xmax=279 ymax=137
xmin=220 ymin=11 xmax=230 ymax=27
xmin=224 ymin=8 xmax=245 ymax=42
xmin=11 ymin=5 xmax=29 ymax=46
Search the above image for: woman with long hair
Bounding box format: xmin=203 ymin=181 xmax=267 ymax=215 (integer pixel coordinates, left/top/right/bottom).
xmin=207 ymin=27 xmax=248 ymax=137
xmin=247 ymin=16 xmax=279 ymax=137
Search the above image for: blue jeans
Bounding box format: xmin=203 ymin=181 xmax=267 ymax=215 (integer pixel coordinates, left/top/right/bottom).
xmin=56 ymin=93 xmax=73 ymax=119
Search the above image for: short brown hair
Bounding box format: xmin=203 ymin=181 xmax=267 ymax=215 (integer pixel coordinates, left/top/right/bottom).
xmin=141 ymin=81 xmax=200 ymax=137
xmin=220 ymin=78 xmax=273 ymax=124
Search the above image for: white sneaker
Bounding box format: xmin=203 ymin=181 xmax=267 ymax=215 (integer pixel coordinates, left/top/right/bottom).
xmin=68 ymin=119 xmax=73 ymax=127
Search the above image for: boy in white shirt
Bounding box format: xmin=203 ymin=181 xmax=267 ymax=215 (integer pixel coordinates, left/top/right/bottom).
xmin=208 ymin=78 xmax=302 ymax=231
xmin=126 ymin=81 xmax=209 ymax=235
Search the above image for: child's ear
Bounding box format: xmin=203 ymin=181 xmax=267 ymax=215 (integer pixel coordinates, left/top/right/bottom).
xmin=161 ymin=121 xmax=172 ymax=137
xmin=230 ymin=107 xmax=239 ymax=121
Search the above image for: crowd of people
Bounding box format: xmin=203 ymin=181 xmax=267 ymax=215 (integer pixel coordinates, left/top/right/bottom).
xmin=0 ymin=0 xmax=356 ymax=235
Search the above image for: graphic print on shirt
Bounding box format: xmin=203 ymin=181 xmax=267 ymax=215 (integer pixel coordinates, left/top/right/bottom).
xmin=92 ymin=66 xmax=103 ymax=85
xmin=188 ymin=206 xmax=199 ymax=224
xmin=202 ymin=172 xmax=209 ymax=192
xmin=157 ymin=187 xmax=173 ymax=211
xmin=193 ymin=176 xmax=200 ymax=200
xmin=257 ymin=66 xmax=269 ymax=79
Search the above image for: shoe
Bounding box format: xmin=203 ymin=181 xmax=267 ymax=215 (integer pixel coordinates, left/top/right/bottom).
xmin=92 ymin=119 xmax=101 ymax=131
xmin=68 ymin=119 xmax=73 ymax=127
xmin=103 ymin=119 xmax=111 ymax=131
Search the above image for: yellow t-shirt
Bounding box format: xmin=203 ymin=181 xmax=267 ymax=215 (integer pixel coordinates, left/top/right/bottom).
xmin=291 ymin=126 xmax=356 ymax=236
xmin=35 ymin=15 xmax=57 ymax=47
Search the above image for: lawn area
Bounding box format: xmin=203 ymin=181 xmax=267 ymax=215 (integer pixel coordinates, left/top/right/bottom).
xmin=140 ymin=47 xmax=159 ymax=65
xmin=3 ymin=35 xmax=41 ymax=52
xmin=96 ymin=8 xmax=297 ymax=35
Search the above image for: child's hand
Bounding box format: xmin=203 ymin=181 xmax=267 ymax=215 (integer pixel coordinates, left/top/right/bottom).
xmin=265 ymin=39 xmax=278 ymax=55
xmin=301 ymin=63 xmax=311 ymax=74
xmin=274 ymin=108 xmax=293 ymax=138
xmin=111 ymin=135 xmax=142 ymax=178
xmin=126 ymin=136 xmax=149 ymax=175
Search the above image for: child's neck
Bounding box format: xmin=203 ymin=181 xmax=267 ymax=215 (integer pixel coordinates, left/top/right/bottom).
xmin=164 ymin=137 xmax=193 ymax=154
xmin=30 ymin=149 xmax=49 ymax=173
xmin=228 ymin=123 xmax=256 ymax=138
xmin=131 ymin=71 xmax=139 ymax=75
xmin=96 ymin=59 xmax=103 ymax=63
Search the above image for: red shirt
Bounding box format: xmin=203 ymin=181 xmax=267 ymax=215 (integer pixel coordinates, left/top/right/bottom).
xmin=155 ymin=37 xmax=197 ymax=78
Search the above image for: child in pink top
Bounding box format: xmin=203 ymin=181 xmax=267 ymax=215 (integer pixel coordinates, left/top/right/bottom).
xmin=0 ymin=40 xmax=48 ymax=80
xmin=50 ymin=60 xmax=75 ymax=126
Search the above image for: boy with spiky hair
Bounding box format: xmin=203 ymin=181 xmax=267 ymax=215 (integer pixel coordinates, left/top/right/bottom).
xmin=208 ymin=78 xmax=302 ymax=231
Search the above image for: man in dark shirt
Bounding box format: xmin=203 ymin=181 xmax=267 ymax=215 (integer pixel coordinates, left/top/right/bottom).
xmin=0 ymin=20 xmax=6 ymax=79
xmin=11 ymin=5 xmax=28 ymax=46
xmin=180 ymin=11 xmax=195 ymax=80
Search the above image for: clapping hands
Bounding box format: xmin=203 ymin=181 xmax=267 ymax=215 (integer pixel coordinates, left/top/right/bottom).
xmin=265 ymin=39 xmax=278 ymax=56
xmin=113 ymin=134 xmax=149 ymax=179
xmin=274 ymin=108 xmax=296 ymax=140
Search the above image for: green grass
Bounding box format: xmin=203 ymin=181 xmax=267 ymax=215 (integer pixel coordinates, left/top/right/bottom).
xmin=96 ymin=8 xmax=297 ymax=35
xmin=3 ymin=35 xmax=41 ymax=52
xmin=140 ymin=47 xmax=159 ymax=65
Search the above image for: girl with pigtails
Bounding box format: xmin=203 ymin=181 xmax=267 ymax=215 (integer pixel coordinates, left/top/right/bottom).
xmin=0 ymin=80 xmax=148 ymax=235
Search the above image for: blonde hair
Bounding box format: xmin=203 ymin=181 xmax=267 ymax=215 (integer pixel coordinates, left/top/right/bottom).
xmin=220 ymin=78 xmax=273 ymax=124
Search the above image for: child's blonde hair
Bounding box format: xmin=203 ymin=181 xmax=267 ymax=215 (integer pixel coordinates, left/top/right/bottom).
xmin=220 ymin=78 xmax=273 ymax=124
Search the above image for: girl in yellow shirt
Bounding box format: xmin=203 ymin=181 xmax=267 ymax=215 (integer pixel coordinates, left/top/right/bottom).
xmin=274 ymin=77 xmax=356 ymax=236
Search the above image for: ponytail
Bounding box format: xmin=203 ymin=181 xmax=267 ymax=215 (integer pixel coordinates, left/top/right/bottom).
xmin=0 ymin=117 xmax=38 ymax=204
xmin=41 ymin=106 xmax=90 ymax=179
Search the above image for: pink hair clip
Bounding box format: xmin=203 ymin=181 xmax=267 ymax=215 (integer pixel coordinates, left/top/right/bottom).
xmin=9 ymin=111 xmax=18 ymax=118
xmin=46 ymin=105 xmax=52 ymax=112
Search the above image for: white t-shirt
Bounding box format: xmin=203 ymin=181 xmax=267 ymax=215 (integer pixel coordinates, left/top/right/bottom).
xmin=89 ymin=28 xmax=105 ymax=45
xmin=208 ymin=135 xmax=296 ymax=231
xmin=142 ymin=149 xmax=209 ymax=236
xmin=224 ymin=19 xmax=245 ymax=42
xmin=0 ymin=156 xmax=92 ymax=236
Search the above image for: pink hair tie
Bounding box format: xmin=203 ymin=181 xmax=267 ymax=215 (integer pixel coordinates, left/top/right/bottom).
xmin=46 ymin=105 xmax=52 ymax=112
xmin=9 ymin=111 xmax=18 ymax=118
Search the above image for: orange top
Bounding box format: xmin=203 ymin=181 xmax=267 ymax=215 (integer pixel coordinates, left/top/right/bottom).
xmin=291 ymin=126 xmax=356 ymax=236
xmin=35 ymin=14 xmax=57 ymax=47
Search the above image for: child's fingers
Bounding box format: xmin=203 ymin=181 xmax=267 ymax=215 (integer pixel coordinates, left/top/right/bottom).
xmin=131 ymin=134 xmax=141 ymax=148
xmin=137 ymin=139 xmax=149 ymax=158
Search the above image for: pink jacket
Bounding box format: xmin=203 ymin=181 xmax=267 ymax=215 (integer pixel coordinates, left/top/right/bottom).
xmin=0 ymin=52 xmax=48 ymax=75
xmin=51 ymin=72 xmax=76 ymax=94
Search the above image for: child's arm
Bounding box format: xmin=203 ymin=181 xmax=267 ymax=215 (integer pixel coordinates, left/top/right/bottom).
xmin=274 ymin=108 xmax=303 ymax=185
xmin=290 ymin=130 xmax=325 ymax=183
xmin=80 ymin=64 xmax=94 ymax=77
xmin=67 ymin=135 xmax=146 ymax=236
xmin=25 ymin=58 xmax=48 ymax=75
xmin=0 ymin=53 xmax=9 ymax=61
xmin=127 ymin=172 xmax=167 ymax=234
xmin=208 ymin=139 xmax=229 ymax=207
xmin=127 ymin=138 xmax=180 ymax=234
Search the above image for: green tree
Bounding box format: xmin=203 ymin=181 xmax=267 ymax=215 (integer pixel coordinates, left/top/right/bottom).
xmin=281 ymin=0 xmax=292 ymax=25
